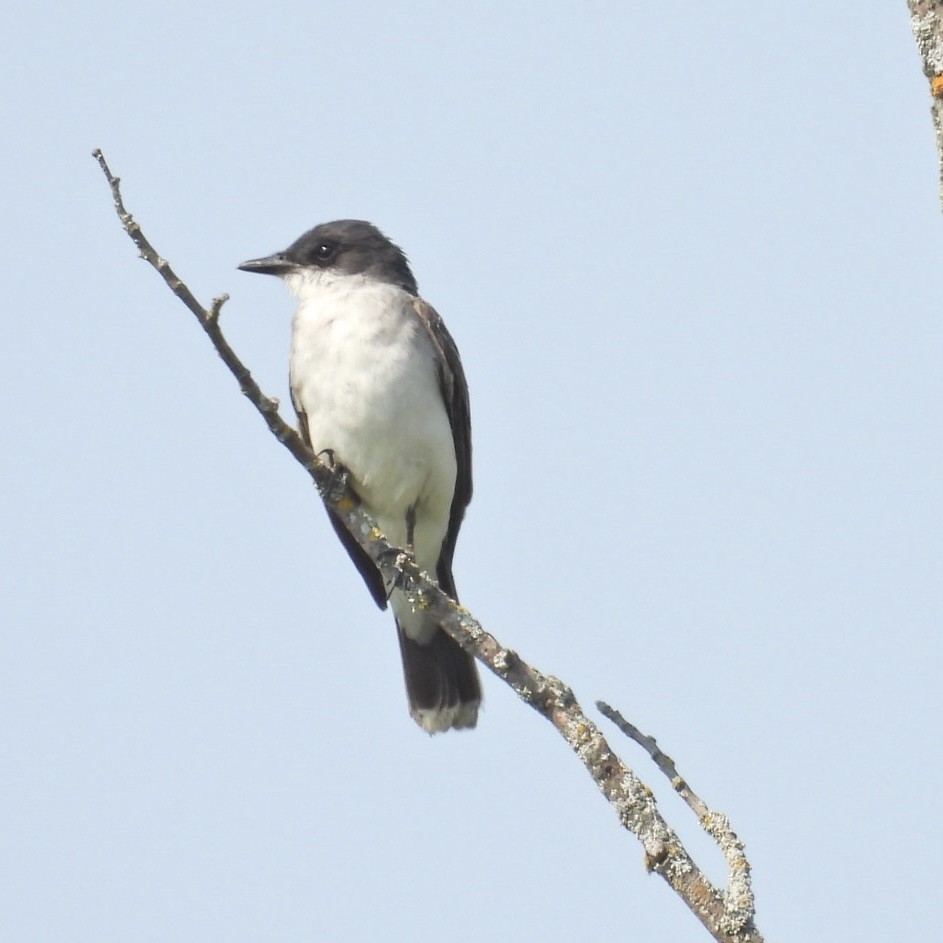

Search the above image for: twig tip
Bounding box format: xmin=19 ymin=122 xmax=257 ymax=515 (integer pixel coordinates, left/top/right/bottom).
xmin=208 ymin=293 xmax=230 ymax=324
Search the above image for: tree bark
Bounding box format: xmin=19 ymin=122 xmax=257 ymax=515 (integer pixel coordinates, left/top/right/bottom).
xmin=908 ymin=1 xmax=943 ymax=206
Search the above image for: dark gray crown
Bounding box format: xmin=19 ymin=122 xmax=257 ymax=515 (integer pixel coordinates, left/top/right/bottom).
xmin=284 ymin=220 xmax=417 ymax=294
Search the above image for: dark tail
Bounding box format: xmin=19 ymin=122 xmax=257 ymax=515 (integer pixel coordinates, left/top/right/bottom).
xmin=396 ymin=624 xmax=481 ymax=733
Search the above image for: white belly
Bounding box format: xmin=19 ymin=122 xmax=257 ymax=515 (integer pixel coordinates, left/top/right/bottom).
xmin=289 ymin=277 xmax=457 ymax=583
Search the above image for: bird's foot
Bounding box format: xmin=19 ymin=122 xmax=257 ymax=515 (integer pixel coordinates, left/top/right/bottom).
xmin=317 ymin=450 xmax=354 ymax=506
xmin=376 ymin=546 xmax=417 ymax=602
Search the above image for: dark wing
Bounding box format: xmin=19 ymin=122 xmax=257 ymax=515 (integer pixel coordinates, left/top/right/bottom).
xmin=411 ymin=297 xmax=473 ymax=600
xmin=293 ymin=398 xmax=389 ymax=610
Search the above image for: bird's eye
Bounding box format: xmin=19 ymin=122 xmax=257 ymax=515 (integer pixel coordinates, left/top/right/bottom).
xmin=314 ymin=243 xmax=336 ymax=262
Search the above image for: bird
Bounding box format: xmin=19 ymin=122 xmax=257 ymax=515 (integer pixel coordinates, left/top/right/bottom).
xmin=238 ymin=220 xmax=481 ymax=733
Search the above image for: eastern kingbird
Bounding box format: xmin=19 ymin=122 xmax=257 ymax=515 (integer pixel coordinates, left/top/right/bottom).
xmin=239 ymin=220 xmax=481 ymax=733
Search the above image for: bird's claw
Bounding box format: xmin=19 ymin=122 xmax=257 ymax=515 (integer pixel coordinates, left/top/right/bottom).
xmin=377 ymin=546 xmax=416 ymax=601
xmin=318 ymin=451 xmax=353 ymax=504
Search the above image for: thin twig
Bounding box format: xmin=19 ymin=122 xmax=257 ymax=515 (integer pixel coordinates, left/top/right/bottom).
xmin=93 ymin=149 xmax=763 ymax=943
xmin=597 ymin=701 xmax=756 ymax=936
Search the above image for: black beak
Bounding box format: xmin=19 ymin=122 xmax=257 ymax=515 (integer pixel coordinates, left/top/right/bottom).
xmin=237 ymin=253 xmax=297 ymax=276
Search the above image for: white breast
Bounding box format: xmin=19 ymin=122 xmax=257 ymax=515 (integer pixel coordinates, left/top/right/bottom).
xmin=287 ymin=270 xmax=457 ymax=575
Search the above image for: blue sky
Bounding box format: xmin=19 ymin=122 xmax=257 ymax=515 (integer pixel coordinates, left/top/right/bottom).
xmin=2 ymin=3 xmax=940 ymax=940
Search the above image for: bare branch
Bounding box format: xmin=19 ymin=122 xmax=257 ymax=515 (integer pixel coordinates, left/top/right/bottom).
xmin=908 ymin=0 xmax=943 ymax=207
xmin=93 ymin=149 xmax=764 ymax=943
xmin=598 ymin=702 xmax=756 ymax=937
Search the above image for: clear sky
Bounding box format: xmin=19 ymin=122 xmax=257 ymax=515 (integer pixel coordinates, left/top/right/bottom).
xmin=2 ymin=3 xmax=940 ymax=941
